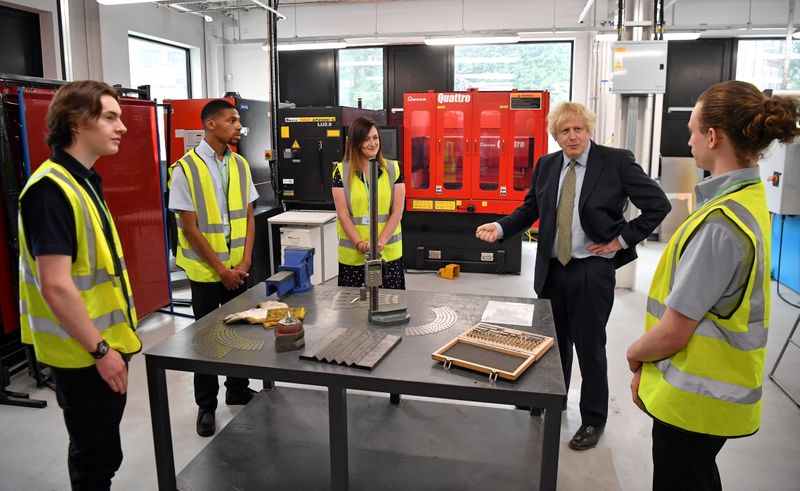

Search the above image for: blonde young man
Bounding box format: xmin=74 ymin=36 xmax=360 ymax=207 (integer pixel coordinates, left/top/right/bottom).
xmin=476 ymin=102 xmax=670 ymax=450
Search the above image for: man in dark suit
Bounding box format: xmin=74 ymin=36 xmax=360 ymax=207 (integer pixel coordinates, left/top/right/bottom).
xmin=476 ymin=102 xmax=670 ymax=450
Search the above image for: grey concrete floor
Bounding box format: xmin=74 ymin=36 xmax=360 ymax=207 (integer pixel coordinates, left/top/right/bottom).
xmin=2 ymin=240 xmax=799 ymax=490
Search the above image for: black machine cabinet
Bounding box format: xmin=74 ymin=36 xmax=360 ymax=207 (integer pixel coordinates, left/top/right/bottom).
xmin=402 ymin=212 xmax=523 ymax=274
xmin=236 ymin=99 xmax=276 ymax=209
xmin=277 ymin=106 xmax=386 ymax=210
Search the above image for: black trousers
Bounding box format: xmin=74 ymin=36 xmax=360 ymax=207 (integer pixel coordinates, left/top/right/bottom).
xmin=540 ymin=256 xmax=615 ymax=426
xmin=652 ymin=419 xmax=727 ymax=491
xmin=190 ymin=280 xmax=250 ymax=411
xmin=51 ymin=364 xmax=127 ymax=491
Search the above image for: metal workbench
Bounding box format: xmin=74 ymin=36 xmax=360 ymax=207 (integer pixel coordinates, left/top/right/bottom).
xmin=145 ymin=284 xmax=565 ymax=490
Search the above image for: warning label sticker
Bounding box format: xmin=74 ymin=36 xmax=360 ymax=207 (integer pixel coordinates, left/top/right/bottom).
xmin=284 ymin=116 xmax=337 ymax=123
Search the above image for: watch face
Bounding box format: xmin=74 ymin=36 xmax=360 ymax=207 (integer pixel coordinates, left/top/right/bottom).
xmin=93 ymin=340 xmax=109 ymax=359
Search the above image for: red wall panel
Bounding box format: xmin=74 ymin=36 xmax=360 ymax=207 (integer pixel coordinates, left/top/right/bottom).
xmin=22 ymin=90 xmax=169 ymax=319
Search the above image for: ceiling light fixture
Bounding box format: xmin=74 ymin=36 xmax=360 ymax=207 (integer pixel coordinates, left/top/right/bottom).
xmin=345 ymin=36 xmax=425 ymax=47
xmin=577 ymin=0 xmax=596 ymax=24
xmin=249 ymin=0 xmax=287 ymax=20
xmin=278 ymin=41 xmax=347 ymax=52
xmin=595 ymin=32 xmax=618 ymax=41
xmin=662 ymin=31 xmax=701 ymax=40
xmin=424 ymin=35 xmax=520 ymax=46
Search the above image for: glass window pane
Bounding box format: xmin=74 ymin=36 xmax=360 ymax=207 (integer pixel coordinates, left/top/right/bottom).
xmin=410 ymin=110 xmax=431 ymax=190
xmin=454 ymin=42 xmax=573 ymax=106
xmin=128 ymin=36 xmax=190 ymax=161
xmin=479 ymin=109 xmax=501 ymax=191
xmin=512 ymin=112 xmax=536 ymax=191
xmin=736 ymin=39 xmax=800 ymax=91
xmin=442 ymin=110 xmax=465 ymax=190
xmin=338 ymin=48 xmax=383 ymax=110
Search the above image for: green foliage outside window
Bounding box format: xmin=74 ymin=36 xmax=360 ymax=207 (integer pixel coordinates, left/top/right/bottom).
xmin=737 ymin=39 xmax=800 ymax=91
xmin=454 ymin=42 xmax=573 ymax=105
xmin=339 ymin=48 xmax=384 ymax=110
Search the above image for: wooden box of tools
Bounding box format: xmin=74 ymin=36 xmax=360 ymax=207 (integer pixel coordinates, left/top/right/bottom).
xmin=432 ymin=323 xmax=554 ymax=381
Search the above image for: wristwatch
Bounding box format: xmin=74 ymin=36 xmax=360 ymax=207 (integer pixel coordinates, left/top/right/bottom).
xmin=90 ymin=340 xmax=110 ymax=359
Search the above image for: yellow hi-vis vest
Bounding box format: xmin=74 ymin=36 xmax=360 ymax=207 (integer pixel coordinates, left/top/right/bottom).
xmin=639 ymin=178 xmax=770 ymax=437
xmin=18 ymin=160 xmax=140 ymax=368
xmin=169 ymin=148 xmax=251 ymax=282
xmin=335 ymin=159 xmax=402 ymax=266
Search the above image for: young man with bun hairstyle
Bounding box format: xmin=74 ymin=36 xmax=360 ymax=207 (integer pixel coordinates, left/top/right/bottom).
xmin=628 ymin=80 xmax=800 ymax=490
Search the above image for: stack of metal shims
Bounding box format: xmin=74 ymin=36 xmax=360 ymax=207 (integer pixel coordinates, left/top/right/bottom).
xmin=300 ymin=327 xmax=401 ymax=370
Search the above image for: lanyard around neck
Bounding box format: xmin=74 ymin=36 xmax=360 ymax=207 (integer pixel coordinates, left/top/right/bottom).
xmin=689 ymin=177 xmax=761 ymax=220
xmin=215 ymin=154 xmax=230 ymax=193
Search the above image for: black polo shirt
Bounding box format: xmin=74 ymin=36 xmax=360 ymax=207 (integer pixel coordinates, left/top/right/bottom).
xmin=21 ymin=148 xmax=110 ymax=262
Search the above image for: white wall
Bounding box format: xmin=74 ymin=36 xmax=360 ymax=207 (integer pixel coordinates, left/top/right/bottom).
xmin=272 ymin=0 xmax=799 ymax=40
xmin=667 ymin=0 xmax=799 ymax=26
xmin=275 ymin=0 xmax=603 ymax=39
xmin=222 ymin=44 xmax=270 ymax=100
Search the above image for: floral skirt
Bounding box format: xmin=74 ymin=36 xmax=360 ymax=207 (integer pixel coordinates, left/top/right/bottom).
xmin=337 ymin=258 xmax=406 ymax=290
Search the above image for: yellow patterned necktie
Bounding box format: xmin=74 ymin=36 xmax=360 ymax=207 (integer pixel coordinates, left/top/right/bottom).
xmin=556 ymin=159 xmax=576 ymax=266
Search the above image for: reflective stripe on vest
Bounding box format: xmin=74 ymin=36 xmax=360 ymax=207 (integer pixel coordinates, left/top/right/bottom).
xmin=335 ymin=159 xmax=402 ymax=265
xmin=170 ymin=149 xmax=251 ymax=282
xmin=638 ymin=182 xmax=770 ymax=437
xmin=18 ymin=161 xmax=141 ymax=368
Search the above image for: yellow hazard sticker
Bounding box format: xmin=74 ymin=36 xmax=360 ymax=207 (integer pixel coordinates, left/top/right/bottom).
xmin=291 ymin=140 xmax=301 ymax=149
xmin=412 ymin=200 xmax=434 ymax=210
xmin=280 ymin=126 xmax=289 ymax=138
xmin=327 ymin=129 xmax=341 ymax=137
xmin=434 ymin=201 xmax=456 ymax=211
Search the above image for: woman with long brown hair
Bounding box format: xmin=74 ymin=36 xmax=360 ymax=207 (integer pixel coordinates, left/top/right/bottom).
xmin=627 ymin=80 xmax=800 ymax=490
xmin=332 ymin=117 xmax=406 ymax=288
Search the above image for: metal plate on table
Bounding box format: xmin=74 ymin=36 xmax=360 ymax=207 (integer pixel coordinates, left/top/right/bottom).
xmin=192 ymin=322 xmax=265 ymax=359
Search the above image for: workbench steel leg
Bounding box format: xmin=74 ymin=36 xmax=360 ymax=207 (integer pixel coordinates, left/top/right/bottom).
xmin=328 ymin=385 xmax=349 ymax=491
xmin=146 ymin=357 xmax=177 ymax=490
xmin=540 ymin=400 xmax=562 ymax=491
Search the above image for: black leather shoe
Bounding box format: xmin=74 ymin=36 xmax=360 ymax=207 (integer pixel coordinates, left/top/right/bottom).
xmin=196 ymin=409 xmax=215 ymax=437
xmin=225 ymin=387 xmax=257 ymax=405
xmin=568 ymin=424 xmax=605 ymax=450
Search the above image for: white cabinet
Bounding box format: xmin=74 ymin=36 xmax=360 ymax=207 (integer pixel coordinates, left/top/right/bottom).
xmin=268 ymin=211 xmax=338 ymax=285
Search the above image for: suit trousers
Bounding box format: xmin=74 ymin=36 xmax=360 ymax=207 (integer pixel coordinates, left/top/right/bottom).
xmin=540 ymin=256 xmax=615 ymax=426
xmin=190 ymin=280 xmax=250 ymax=411
xmin=652 ymin=419 xmax=726 ymax=491
xmin=51 ymin=364 xmax=127 ymax=491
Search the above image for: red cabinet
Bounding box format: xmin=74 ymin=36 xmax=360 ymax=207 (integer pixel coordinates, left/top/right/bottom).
xmin=403 ymin=90 xmax=549 ymax=214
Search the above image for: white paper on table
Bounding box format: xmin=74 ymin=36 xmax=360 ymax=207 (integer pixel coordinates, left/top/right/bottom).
xmin=480 ymin=301 xmax=535 ymax=327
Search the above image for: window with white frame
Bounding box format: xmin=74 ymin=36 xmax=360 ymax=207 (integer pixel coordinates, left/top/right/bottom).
xmin=338 ymin=47 xmax=384 ymax=110
xmin=128 ymin=35 xmax=191 ymax=160
xmin=454 ymin=42 xmax=573 ymax=105
xmin=736 ymin=39 xmax=800 ymax=91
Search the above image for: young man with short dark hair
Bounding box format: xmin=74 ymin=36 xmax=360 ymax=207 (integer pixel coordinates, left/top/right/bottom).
xmin=168 ymin=99 xmax=259 ymax=437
